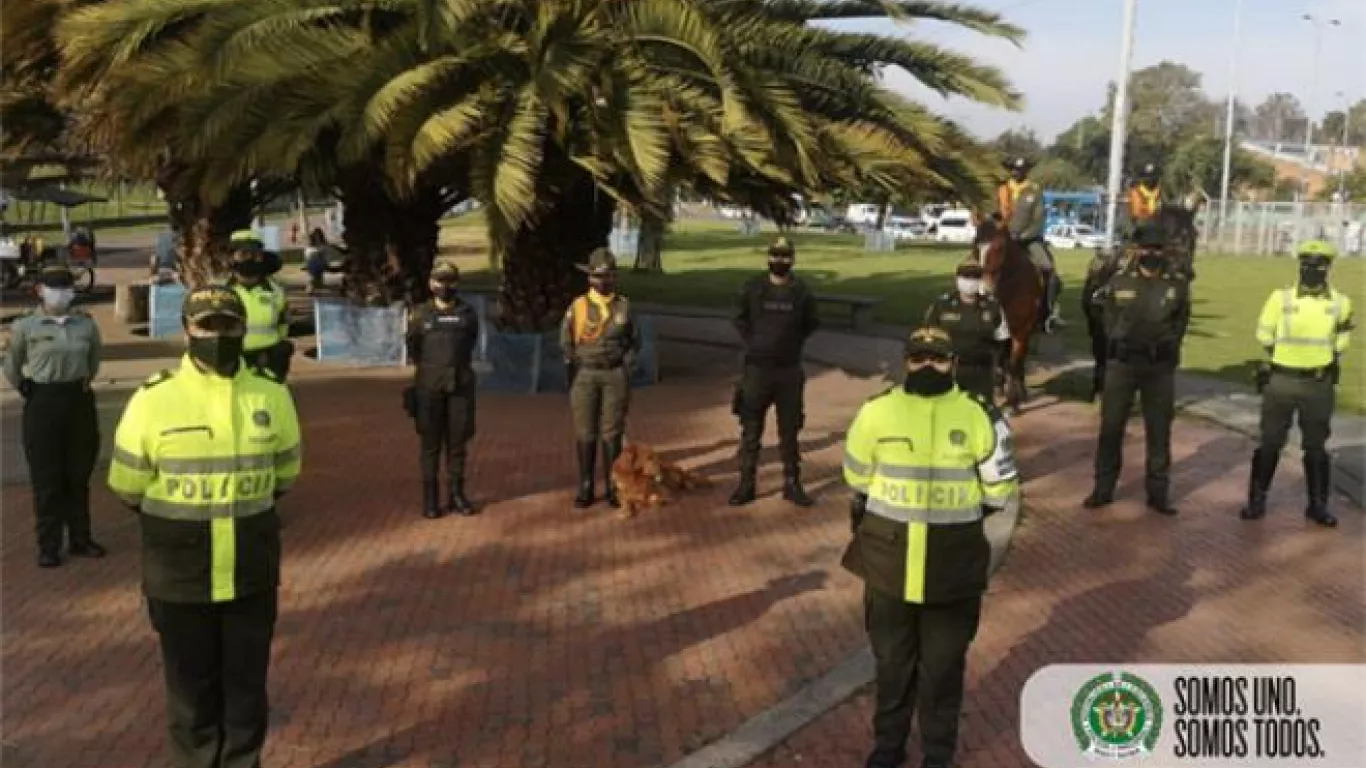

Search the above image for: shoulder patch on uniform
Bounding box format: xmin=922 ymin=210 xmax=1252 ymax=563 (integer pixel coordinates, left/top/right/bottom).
xmin=141 ymin=369 xmax=175 ymax=390
xmin=250 ymin=365 xmax=283 ymax=384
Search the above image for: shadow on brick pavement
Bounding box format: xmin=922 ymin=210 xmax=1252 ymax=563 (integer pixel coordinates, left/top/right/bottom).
xmin=3 ymin=338 xmax=1362 ymax=768
xmin=2 ymin=343 xmax=881 ymax=768
xmin=754 ymin=401 xmax=1365 ymax=768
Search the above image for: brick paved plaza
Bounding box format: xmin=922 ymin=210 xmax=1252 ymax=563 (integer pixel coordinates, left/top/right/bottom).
xmin=3 ymin=341 xmax=1362 ymax=768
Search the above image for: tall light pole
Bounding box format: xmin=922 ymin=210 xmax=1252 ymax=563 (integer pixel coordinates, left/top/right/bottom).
xmin=1301 ymin=13 xmax=1341 ymax=200
xmin=1217 ymin=0 xmax=1244 ymax=246
xmin=1103 ymin=0 xmax=1139 ymax=249
xmin=1336 ymin=90 xmax=1353 ymax=200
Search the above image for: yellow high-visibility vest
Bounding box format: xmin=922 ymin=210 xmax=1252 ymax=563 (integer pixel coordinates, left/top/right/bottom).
xmin=108 ymin=356 xmax=302 ymax=602
xmin=233 ymin=279 xmax=289 ymax=353
xmin=1256 ymin=286 xmax=1354 ymax=369
xmin=843 ymin=387 xmax=1018 ymax=603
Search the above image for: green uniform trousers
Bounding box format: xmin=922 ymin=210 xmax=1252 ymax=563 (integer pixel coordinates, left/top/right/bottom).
xmin=954 ymin=364 xmax=995 ymax=402
xmin=865 ymin=584 xmax=982 ymax=767
xmin=1094 ymin=358 xmax=1176 ymax=500
xmin=148 ymin=589 xmax=278 ymax=768
xmin=570 ymin=365 xmax=630 ymax=441
xmin=22 ymin=382 xmax=100 ymax=555
xmin=735 ymin=364 xmax=805 ymax=474
xmin=1259 ymin=370 xmax=1334 ymax=454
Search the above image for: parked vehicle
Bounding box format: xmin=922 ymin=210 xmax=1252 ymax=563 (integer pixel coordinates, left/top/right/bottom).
xmin=1046 ymin=223 xmax=1106 ymax=249
xmin=884 ymin=217 xmax=928 ymax=241
xmin=933 ymin=213 xmax=976 ymax=244
xmin=844 ymin=203 xmax=881 ymax=227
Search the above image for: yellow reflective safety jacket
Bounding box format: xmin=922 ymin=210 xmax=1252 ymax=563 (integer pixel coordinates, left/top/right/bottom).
xmin=108 ymin=356 xmax=302 ymax=603
xmin=840 ymin=386 xmax=1018 ymax=604
xmin=1256 ymin=285 xmax=1354 ymax=370
xmin=232 ymin=278 xmax=289 ymax=354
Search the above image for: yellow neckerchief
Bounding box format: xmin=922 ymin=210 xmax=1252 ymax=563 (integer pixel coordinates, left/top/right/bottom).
xmin=1007 ymin=178 xmax=1030 ymax=201
xmin=572 ymin=289 xmax=615 ymax=343
xmin=1136 ymin=184 xmax=1160 ymax=213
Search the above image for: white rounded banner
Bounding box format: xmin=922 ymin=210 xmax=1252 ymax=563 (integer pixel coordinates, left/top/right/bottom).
xmin=1020 ymin=664 xmax=1366 ymax=767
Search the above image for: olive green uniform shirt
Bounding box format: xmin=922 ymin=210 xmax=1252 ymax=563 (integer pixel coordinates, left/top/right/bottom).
xmin=4 ymin=308 xmax=102 ymax=388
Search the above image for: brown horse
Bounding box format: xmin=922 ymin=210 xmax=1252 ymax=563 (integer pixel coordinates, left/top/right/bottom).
xmin=974 ymin=216 xmax=1043 ymax=414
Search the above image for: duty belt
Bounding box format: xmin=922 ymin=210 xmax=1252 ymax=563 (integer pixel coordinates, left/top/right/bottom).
xmin=1270 ymin=364 xmax=1330 ymax=380
xmin=577 ymin=360 xmax=623 ymax=370
xmin=30 ymin=380 xmax=88 ymax=391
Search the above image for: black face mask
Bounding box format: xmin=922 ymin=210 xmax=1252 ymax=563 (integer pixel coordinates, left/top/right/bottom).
xmin=433 ymin=285 xmax=457 ymax=301
xmin=904 ymin=367 xmax=954 ymax=396
xmin=188 ymin=336 xmax=243 ymax=376
xmin=1138 ymin=255 xmax=1164 ymax=273
xmin=233 ymin=259 xmax=268 ymax=278
xmin=768 ymin=260 xmax=793 ymax=277
xmin=1299 ymin=263 xmax=1328 ymax=289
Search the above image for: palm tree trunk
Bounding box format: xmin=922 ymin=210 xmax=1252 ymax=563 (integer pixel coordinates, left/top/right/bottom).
xmin=495 ymin=152 xmax=614 ymax=332
xmin=164 ymin=184 xmax=252 ymax=288
xmin=634 ymin=213 xmax=666 ymax=271
xmin=337 ymin=170 xmax=396 ymax=303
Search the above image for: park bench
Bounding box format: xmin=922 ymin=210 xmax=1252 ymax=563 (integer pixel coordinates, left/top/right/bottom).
xmin=813 ymin=293 xmax=882 ymax=332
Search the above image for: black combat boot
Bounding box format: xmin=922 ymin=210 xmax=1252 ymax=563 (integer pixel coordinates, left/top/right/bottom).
xmin=448 ymin=479 xmax=476 ymax=516
xmin=782 ymin=466 xmax=814 ymax=507
xmin=573 ymin=440 xmax=596 ymax=508
xmin=1304 ymin=450 xmax=1337 ymax=528
xmin=601 ymin=436 xmax=623 ymax=508
xmin=1145 ymin=489 xmax=1178 ymax=516
xmin=422 ymin=478 xmax=443 ymax=519
xmin=1082 ymin=487 xmax=1114 ymax=509
xmin=1239 ymin=449 xmax=1279 ymax=520
xmin=729 ymin=453 xmax=757 ymax=506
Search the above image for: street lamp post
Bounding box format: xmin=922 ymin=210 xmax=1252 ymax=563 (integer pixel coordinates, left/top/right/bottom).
xmin=1103 ymin=0 xmax=1139 ymax=250
xmin=1301 ymin=14 xmax=1341 ymax=201
xmin=1217 ymin=0 xmax=1244 ymax=249
xmin=1336 ymin=90 xmax=1353 ymax=200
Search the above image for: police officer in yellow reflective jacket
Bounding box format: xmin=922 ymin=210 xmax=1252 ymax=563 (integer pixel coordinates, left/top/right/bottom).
xmin=227 ymin=230 xmax=293 ymax=380
xmin=840 ymin=326 xmax=1019 ymax=768
xmin=1243 ymin=240 xmax=1354 ymax=527
xmin=108 ymin=285 xmax=301 ymax=768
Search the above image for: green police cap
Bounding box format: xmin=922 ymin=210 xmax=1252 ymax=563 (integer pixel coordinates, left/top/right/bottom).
xmin=577 ymin=247 xmax=617 ymax=275
xmin=1296 ymin=240 xmax=1338 ymax=262
xmin=768 ymin=237 xmax=795 ymax=257
xmin=229 ymin=230 xmax=264 ymax=251
xmin=430 ymin=260 xmax=460 ymax=281
xmin=37 ymin=262 xmax=74 ymax=288
xmin=955 ymin=255 xmax=984 ymax=277
xmin=182 ymin=285 xmax=247 ymax=326
xmin=1132 ymin=222 xmax=1167 ymax=249
xmin=904 ymin=326 xmax=955 ymax=359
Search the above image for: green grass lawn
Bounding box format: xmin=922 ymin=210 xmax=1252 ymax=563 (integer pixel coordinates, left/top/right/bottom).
xmin=452 ymin=218 xmax=1365 ymax=413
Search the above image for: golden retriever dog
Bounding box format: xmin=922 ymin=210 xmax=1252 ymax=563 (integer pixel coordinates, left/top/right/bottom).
xmin=611 ymin=442 xmax=711 ymax=518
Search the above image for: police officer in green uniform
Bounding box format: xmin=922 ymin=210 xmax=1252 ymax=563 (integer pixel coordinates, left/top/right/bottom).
xmin=561 ymin=248 xmax=640 ymax=508
xmin=108 ymin=285 xmax=302 ymax=768
xmin=1242 ymin=240 xmax=1354 ymax=527
xmin=730 ymin=237 xmax=820 ymax=507
xmin=1080 ymin=245 xmax=1127 ymax=401
xmin=4 ymin=263 xmax=107 ymax=567
xmin=922 ymin=256 xmax=1010 ymax=401
xmin=227 ymin=230 xmax=293 ymax=380
xmin=842 ymin=326 xmax=1020 ymax=768
xmin=996 ymin=157 xmax=1065 ymax=332
xmin=405 ymin=260 xmax=481 ymax=518
xmin=1083 ymin=222 xmax=1191 ymax=515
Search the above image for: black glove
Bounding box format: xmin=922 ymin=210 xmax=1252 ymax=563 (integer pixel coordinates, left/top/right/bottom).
xmin=850 ymin=492 xmax=868 ymax=534
xmin=1328 ymin=355 xmax=1341 ymax=386
xmin=731 ymin=384 xmax=744 ymax=417
xmin=18 ymin=378 xmax=34 ymax=399
xmin=401 ymin=385 xmax=417 ymax=418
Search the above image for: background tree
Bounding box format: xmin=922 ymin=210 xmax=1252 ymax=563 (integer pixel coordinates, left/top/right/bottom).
xmin=990 ymin=128 xmax=1043 ymax=160
xmin=1251 ymin=93 xmax=1307 ymax=144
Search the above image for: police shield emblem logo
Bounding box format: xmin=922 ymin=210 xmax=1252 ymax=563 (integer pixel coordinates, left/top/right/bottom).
xmin=949 ymin=429 xmax=967 ymax=446
xmin=253 ymin=410 xmax=271 ymax=427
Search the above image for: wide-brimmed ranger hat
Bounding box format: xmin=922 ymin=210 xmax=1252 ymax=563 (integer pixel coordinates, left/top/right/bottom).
xmin=577 ymin=247 xmax=617 ymax=275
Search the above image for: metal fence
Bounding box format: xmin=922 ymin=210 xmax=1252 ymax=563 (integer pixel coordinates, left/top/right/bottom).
xmin=1200 ymin=202 xmax=1366 ymax=256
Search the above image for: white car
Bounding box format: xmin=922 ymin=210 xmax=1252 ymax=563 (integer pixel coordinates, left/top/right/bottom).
xmin=934 ymin=214 xmax=977 ymax=244
xmin=883 ymin=218 xmax=927 ymax=241
xmin=1046 ymin=223 xmax=1106 ymax=249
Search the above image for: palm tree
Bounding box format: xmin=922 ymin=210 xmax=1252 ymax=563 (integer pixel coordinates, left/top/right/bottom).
xmin=55 ymin=0 xmax=1022 ymax=327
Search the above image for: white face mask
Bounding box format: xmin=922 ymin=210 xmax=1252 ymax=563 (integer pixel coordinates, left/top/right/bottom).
xmin=956 ymin=277 xmax=982 ymax=296
xmin=40 ymin=286 xmax=74 ymax=312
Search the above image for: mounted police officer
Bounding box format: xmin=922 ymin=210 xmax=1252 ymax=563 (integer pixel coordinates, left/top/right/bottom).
xmin=4 ymin=262 xmax=106 ymax=567
xmin=227 ymin=230 xmax=293 ymax=380
xmin=561 ymin=248 xmax=640 ymax=509
xmin=729 ymin=236 xmax=820 ymax=507
xmin=405 ymin=260 xmax=481 ymax=518
xmin=108 ymin=285 xmax=302 ymax=768
xmin=995 ymin=156 xmax=1064 ymax=333
xmin=1243 ymin=240 xmax=1354 ymax=527
xmin=841 ymin=326 xmax=1019 ymax=768
xmin=922 ymin=256 xmax=1010 ymax=401
xmin=1128 ymin=162 xmax=1163 ymax=230
xmin=1084 ymin=222 xmax=1191 ymax=515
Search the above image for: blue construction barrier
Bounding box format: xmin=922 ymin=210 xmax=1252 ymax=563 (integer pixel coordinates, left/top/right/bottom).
xmin=149 ymin=284 xmax=188 ymax=338
xmin=472 ymin=314 xmax=660 ymax=393
xmin=312 ymin=299 xmax=407 ymax=366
